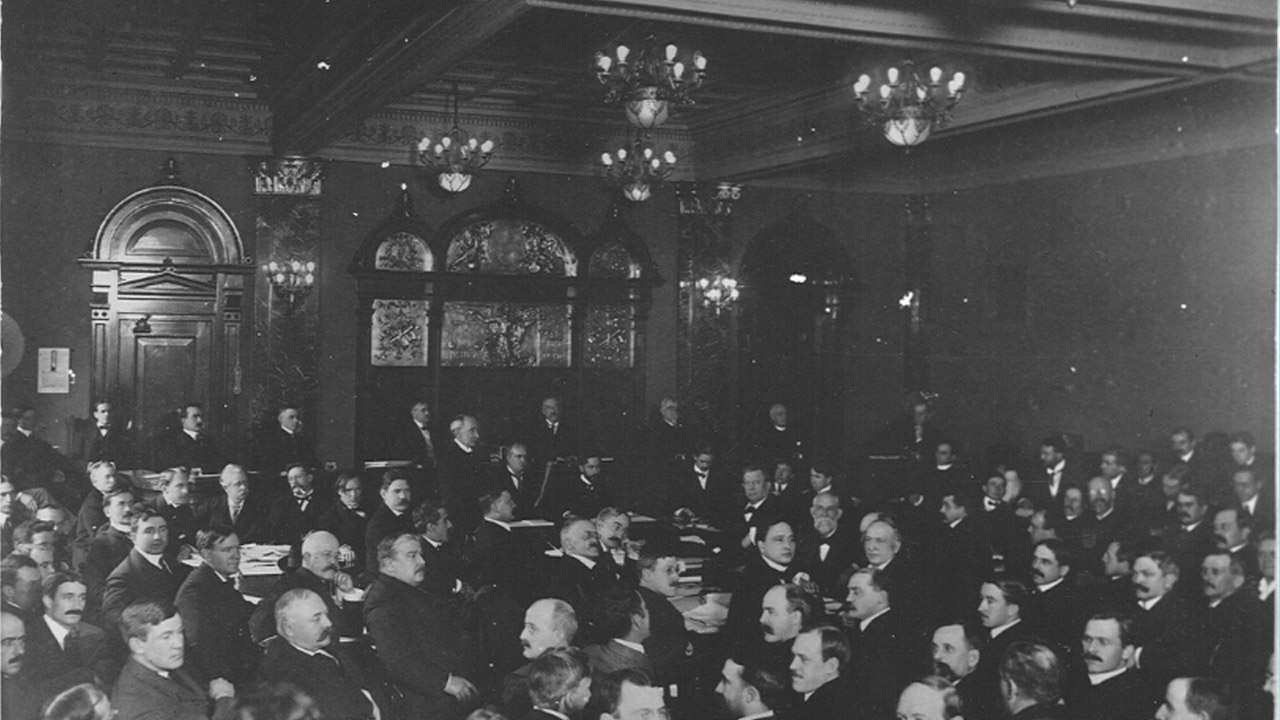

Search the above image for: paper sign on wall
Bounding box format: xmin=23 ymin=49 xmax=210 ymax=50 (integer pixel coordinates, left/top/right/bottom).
xmin=37 ymin=348 xmax=71 ymax=394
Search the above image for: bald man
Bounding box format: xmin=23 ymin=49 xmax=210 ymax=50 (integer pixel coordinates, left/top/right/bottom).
xmin=250 ymin=531 xmax=356 ymax=644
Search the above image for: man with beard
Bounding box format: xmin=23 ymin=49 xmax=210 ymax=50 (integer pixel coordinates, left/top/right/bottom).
xmin=1 ymin=609 xmax=43 ymax=720
xmin=842 ymin=566 xmax=930 ymax=720
xmin=24 ymin=571 xmax=112 ymax=694
xmin=932 ymin=620 xmax=1000 ymax=720
xmin=251 ymin=531 xmax=357 ymax=643
xmin=175 ymin=526 xmax=259 ymax=686
xmin=528 ymin=647 xmax=593 ymax=720
xmin=112 ymin=601 xmax=236 ymax=720
xmin=364 ymin=533 xmax=477 ymax=720
xmin=268 ymin=464 xmax=329 ymax=546
xmin=1074 ymin=611 xmax=1156 ymax=720
xmin=796 ymin=492 xmax=858 ymax=597
xmin=500 ymin=598 xmax=579 ymax=719
xmin=715 ymin=643 xmax=795 ymax=720
xmin=261 ymin=588 xmax=391 ymax=720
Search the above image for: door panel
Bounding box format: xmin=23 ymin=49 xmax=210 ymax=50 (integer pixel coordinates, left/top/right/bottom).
xmin=118 ymin=316 xmax=214 ymax=460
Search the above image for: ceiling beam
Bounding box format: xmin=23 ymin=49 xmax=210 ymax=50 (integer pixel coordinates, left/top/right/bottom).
xmin=526 ymin=0 xmax=1272 ymax=74
xmin=270 ymin=0 xmax=533 ymax=155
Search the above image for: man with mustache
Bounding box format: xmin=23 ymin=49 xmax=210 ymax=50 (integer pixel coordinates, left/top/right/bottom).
xmin=261 ymin=588 xmax=391 ymax=720
xmin=727 ymin=516 xmax=804 ymax=639
xmin=175 ymin=526 xmax=259 ymax=686
xmin=24 ymin=570 xmax=112 ymax=694
xmin=269 ymin=464 xmax=329 ymax=546
xmin=112 ymin=600 xmax=236 ymax=720
xmin=500 ymin=598 xmax=578 ymax=719
xmin=1 ymin=609 xmax=43 ymax=720
xmin=250 ymin=531 xmax=356 ymax=644
xmin=1200 ymin=551 xmax=1268 ymax=701
xmin=1168 ymin=486 xmax=1216 ymax=597
xmin=759 ymin=584 xmax=814 ymax=653
xmin=1074 ymin=611 xmax=1156 ymax=720
xmin=715 ymin=643 xmax=795 ymax=720
xmin=1130 ymin=550 xmax=1209 ymax=701
xmin=796 ymin=491 xmax=858 ymax=597
xmin=156 ymin=403 xmax=224 ymax=473
xmin=788 ymin=624 xmax=853 ymax=720
xmin=81 ymin=486 xmax=137 ymax=622
xmin=363 ymin=470 xmax=416 ymax=575
xmin=1212 ymin=507 xmax=1258 ymax=585
xmin=1026 ymin=539 xmax=1079 ymax=652
xmin=842 ymin=566 xmax=931 ymax=720
xmin=931 ymin=620 xmax=1001 ymax=720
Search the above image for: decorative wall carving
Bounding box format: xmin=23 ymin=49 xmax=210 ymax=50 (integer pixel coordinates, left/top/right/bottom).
xmin=445 ymin=219 xmax=578 ymax=276
xmin=252 ymin=157 xmax=325 ymax=196
xmin=584 ymin=304 xmax=634 ymax=369
xmin=441 ymin=302 xmax=570 ymax=368
xmin=371 ymin=299 xmax=431 ymax=366
xmin=375 ymin=232 xmax=434 ymax=272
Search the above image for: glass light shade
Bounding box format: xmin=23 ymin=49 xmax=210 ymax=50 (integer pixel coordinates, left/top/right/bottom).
xmin=625 ymin=87 xmax=670 ymax=128
xmin=438 ymin=172 xmax=473 ymax=193
xmin=883 ymin=108 xmax=933 ymax=146
xmin=622 ymin=183 xmax=652 ymax=202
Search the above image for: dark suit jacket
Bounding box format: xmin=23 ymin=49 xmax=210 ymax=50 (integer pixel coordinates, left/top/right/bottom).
xmin=726 ymin=555 xmax=792 ymax=641
xmin=147 ymin=495 xmax=198 ymax=553
xmin=1206 ymin=590 xmax=1268 ymax=695
xmin=363 ymin=504 xmax=416 ymax=575
xmin=930 ymin=516 xmax=993 ymax=622
xmin=545 ymin=473 xmax=612 ymax=521
xmin=155 ymin=430 xmax=224 ymax=474
xmin=253 ymin=426 xmax=318 ymax=478
xmin=82 ymin=525 xmax=133 ymax=621
xmin=1071 ymin=668 xmax=1158 ymax=720
xmin=1024 ymin=460 xmax=1087 ymax=511
xmin=876 ymin=553 xmax=931 ymax=625
xmin=470 ymin=519 xmax=528 ymax=602
xmin=260 ymin=638 xmax=390 ymax=720
xmin=438 ymin=442 xmax=488 ymax=535
xmin=794 ymin=677 xmax=856 ymax=720
xmin=1132 ymin=594 xmax=1209 ymax=697
xmin=846 ymin=609 xmax=931 ymax=720
xmin=638 ymin=585 xmax=687 ymax=675
xmin=73 ymin=489 xmax=109 ymax=570
xmin=0 ymin=672 xmax=45 ymax=720
xmin=584 ymin=639 xmax=653 ymax=677
xmin=796 ymin=525 xmax=860 ymax=597
xmin=267 ymin=492 xmax=329 ymax=546
xmin=70 ymin=420 xmax=137 ymax=469
xmin=1027 ymin=578 xmax=1081 ymax=651
xmin=250 ymin=567 xmax=354 ymax=644
xmin=197 ymin=494 xmax=268 ymax=545
xmin=364 ymin=573 xmax=472 ymax=719
xmin=101 ymin=548 xmax=191 ymax=629
xmin=422 ymin=537 xmax=467 ymax=598
xmin=488 ymin=464 xmax=540 ymax=520
xmin=318 ymin=502 xmax=370 ymax=574
xmin=541 ymin=553 xmax=620 ymax=617
xmin=666 ymin=464 xmax=734 ymax=521
xmin=526 ymin=418 xmax=579 ymax=468
xmin=112 ymin=657 xmax=235 ymax=720
xmin=390 ymin=420 xmax=437 ymax=468
xmin=23 ymin=615 xmax=111 ymax=694
xmin=175 ymin=563 xmax=259 ymax=685
xmin=751 ymin=424 xmax=805 ymax=466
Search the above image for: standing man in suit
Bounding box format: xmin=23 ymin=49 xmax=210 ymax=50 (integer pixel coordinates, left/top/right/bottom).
xmin=111 ymin=600 xmax=235 ymax=720
xmin=101 ymin=508 xmax=191 ymax=629
xmin=198 ymin=465 xmax=266 ymax=545
xmin=492 ymin=443 xmax=538 ymax=520
xmin=439 ymin=414 xmax=486 ymax=535
xmin=25 ymin=571 xmax=111 ymax=693
xmin=1076 ymin=611 xmax=1156 ymax=720
xmin=796 ymin=491 xmax=858 ymax=597
xmin=789 ymin=624 xmax=853 ymax=720
xmin=396 ymin=399 xmax=438 ymax=468
xmin=253 ymin=407 xmax=318 ymax=479
xmin=753 ymin=403 xmax=805 ymax=467
xmin=364 ymin=533 xmax=478 ymax=720
xmin=363 ymin=470 xmax=415 ymax=574
xmin=72 ymin=399 xmax=136 ymax=469
xmin=526 ymin=647 xmax=593 ymax=720
xmin=175 ymin=526 xmax=258 ymax=686
xmin=268 ymin=464 xmax=328 ymax=546
xmin=147 ymin=467 xmax=197 ymax=555
xmin=1027 ymin=435 xmax=1080 ymax=512
xmin=156 ymin=403 xmax=223 ymax=473
xmin=261 ymin=588 xmax=390 ymax=720
xmin=528 ymin=396 xmax=578 ymax=472
xmin=842 ymin=566 xmax=931 ymax=719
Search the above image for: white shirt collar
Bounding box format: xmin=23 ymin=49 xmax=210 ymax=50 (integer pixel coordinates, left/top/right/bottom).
xmin=138 ymin=550 xmax=166 ymax=569
xmin=1109 ymin=476 xmax=1121 ymax=489
xmin=1183 ymin=520 xmax=1203 ymax=532
xmin=1096 ymin=507 xmax=1114 ymax=521
xmin=739 ymin=713 xmax=775 ymax=720
xmin=813 ymin=483 xmax=832 ymax=495
xmin=16 ymin=427 xmax=32 ymax=437
xmin=281 ymin=426 xmax=295 ymax=435
xmin=761 ymin=556 xmax=789 ymax=573
xmin=1244 ymin=496 xmax=1258 ymax=513
xmin=1048 ymin=460 xmax=1064 ymax=475
xmin=484 ymin=517 xmax=512 ymax=531
xmin=183 ymin=428 xmax=200 ymax=440
xmin=1037 ymin=578 xmax=1065 ymax=593
xmin=454 ymin=438 xmax=473 ymax=453
xmin=43 ymin=615 xmax=72 ymax=648
xmin=614 ymin=638 xmax=646 ymax=654
xmin=859 ymin=607 xmax=890 ymax=631
xmin=1138 ymin=595 xmax=1163 ymax=611
xmin=1180 ymin=450 xmax=1194 ymax=462
xmin=533 ymin=709 xmax=570 ymax=720
xmin=746 ymin=499 xmax=765 ymax=510
xmin=1259 ymin=578 xmax=1276 ymax=599
xmin=425 ymin=537 xmax=443 ymax=549
xmin=286 ymin=639 xmax=335 ymax=659
xmin=936 ymin=463 xmax=953 ymax=471
xmin=568 ymin=553 xmax=597 ymax=570
xmin=949 ymin=518 xmax=963 ymax=529
xmin=989 ymin=618 xmax=1021 ymax=638
xmin=580 ymin=474 xmax=594 ymax=486
xmin=1088 ymin=667 xmax=1128 ymax=685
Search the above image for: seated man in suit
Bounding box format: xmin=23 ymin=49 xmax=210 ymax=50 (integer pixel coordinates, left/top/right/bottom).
xmin=635 ymin=547 xmax=688 ymax=671
xmin=2 ymin=555 xmax=44 ymax=622
xmin=471 ymin=488 xmax=527 ymax=599
xmin=527 ymin=647 xmax=593 ymax=720
xmin=715 ymin=642 xmax=796 ymax=720
xmin=268 ymin=464 xmax=329 ymax=546
xmin=1157 ymin=676 xmax=1237 ymax=720
xmin=593 ymin=669 xmax=668 ymax=720
xmin=317 ymin=471 xmax=368 ymax=575
xmin=894 ymin=676 xmax=964 ymax=720
xmin=414 ymin=499 xmax=470 ymax=599
xmin=863 ymin=516 xmax=929 ymax=624
xmin=156 ymin=403 xmax=223 ymax=473
xmin=1131 ymin=550 xmax=1209 ymax=700
xmin=842 ymin=566 xmax=931 ymax=719
xmin=999 ymin=641 xmax=1067 ymax=720
xmin=25 ymin=571 xmax=111 ymax=694
xmin=932 ymin=620 xmax=1001 ymax=720
xmin=760 ymin=584 xmax=818 ymax=658
xmin=595 ymin=507 xmax=633 ymax=584
xmin=789 ymin=624 xmax=853 ymax=720
xmin=666 ymin=442 xmax=730 ymax=522
xmin=70 ymin=398 xmax=137 ymax=470
xmin=2 ymin=404 xmax=81 ymax=509
xmin=72 ymin=460 xmax=123 ymax=570
xmin=80 ymin=486 xmax=136 ymax=622
xmin=363 ymin=470 xmax=415 ymax=575
xmin=364 ymin=533 xmax=478 ymax=720
xmin=727 ymin=464 xmax=784 ymax=552
xmin=543 ymin=517 xmax=619 ymax=618
xmin=198 ymin=465 xmax=266 ymax=545
xmin=100 ymin=508 xmax=191 ymax=630
xmin=501 ymin=598 xmax=579 ymax=719
xmin=543 ymin=452 xmax=612 ymax=521
xmin=1076 ymin=610 xmax=1157 ymax=720
xmin=1232 ymin=467 xmax=1275 ymax=536
xmin=112 ymin=600 xmax=235 ymax=720
xmin=727 ymin=515 xmax=807 ymax=640
xmin=11 ymin=520 xmax=62 ymax=577
xmin=1 ymin=608 xmax=45 ymax=720
xmin=147 ymin=467 xmax=197 ymax=556
xmin=175 ymin=526 xmax=259 ymax=686
xmin=585 ymin=587 xmax=653 ymax=677
xmin=261 ymin=588 xmax=390 ymax=720
xmin=796 ymin=491 xmax=858 ymax=597
xmin=253 ymin=406 xmax=318 ymax=479
xmin=250 ymin=531 xmax=356 ymax=644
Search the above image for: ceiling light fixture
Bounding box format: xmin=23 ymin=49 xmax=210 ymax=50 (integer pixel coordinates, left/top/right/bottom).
xmin=595 ymin=35 xmax=707 ymax=129
xmin=416 ymin=84 xmax=495 ymax=193
xmin=600 ymin=131 xmax=677 ymax=202
xmin=852 ymin=60 xmax=966 ymax=146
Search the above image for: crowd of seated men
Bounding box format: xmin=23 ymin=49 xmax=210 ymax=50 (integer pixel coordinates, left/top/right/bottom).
xmin=0 ymin=392 xmax=1276 ymax=720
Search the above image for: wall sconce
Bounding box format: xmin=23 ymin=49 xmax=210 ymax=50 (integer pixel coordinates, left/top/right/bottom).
xmin=264 ymin=259 xmax=316 ymax=301
xmin=696 ymin=274 xmax=739 ymax=314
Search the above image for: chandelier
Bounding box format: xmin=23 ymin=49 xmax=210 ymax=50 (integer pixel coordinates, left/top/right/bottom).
xmin=852 ymin=61 xmax=966 ymax=146
xmin=416 ymin=86 xmax=495 ymax=193
xmin=264 ymin=259 xmax=316 ymax=301
xmin=697 ymin=274 xmax=739 ymax=314
xmin=595 ymin=36 xmax=707 ymax=129
xmin=600 ymin=133 xmax=677 ymax=202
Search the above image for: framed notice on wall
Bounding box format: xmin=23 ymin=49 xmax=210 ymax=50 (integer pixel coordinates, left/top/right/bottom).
xmin=37 ymin=347 xmax=71 ymax=394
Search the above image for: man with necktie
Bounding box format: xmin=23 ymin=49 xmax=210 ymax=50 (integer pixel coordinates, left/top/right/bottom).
xmin=24 ymin=570 xmax=112 ymax=693
xmin=156 ymin=404 xmax=224 ymax=473
xmin=492 ymin=443 xmax=537 ymax=519
xmin=147 ymin=467 xmax=198 ymax=555
xmin=101 ymin=509 xmax=191 ymax=631
xmin=363 ymin=471 xmax=416 ymax=575
xmin=268 ymin=464 xmax=329 ymax=546
xmin=198 ymin=465 xmax=267 ymax=545
xmin=112 ymin=600 xmax=236 ymax=720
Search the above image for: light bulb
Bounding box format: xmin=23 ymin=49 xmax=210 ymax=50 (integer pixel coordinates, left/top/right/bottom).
xmin=650 ymin=158 xmax=660 ymax=169
xmin=306 ymin=261 xmax=316 ymax=272
xmin=930 ymin=66 xmax=942 ymax=83
xmin=666 ymin=44 xmax=678 ymax=61
xmin=617 ymin=148 xmax=627 ymax=160
xmin=417 ymin=137 xmax=430 ymax=152
xmin=616 ymin=45 xmax=630 ymax=63
xmin=643 ymin=147 xmax=654 ymax=159
xmin=275 ymin=273 xmax=285 ymax=284
xmin=916 ymin=86 xmax=927 ymax=101
xmin=855 ymin=75 xmax=870 ymax=93
xmin=304 ymin=273 xmax=314 ymax=285
xmin=693 ymin=51 xmax=706 ymax=70
xmin=480 ymin=140 xmax=494 ymax=153
xmin=672 ymin=62 xmax=685 ymax=80
xmin=441 ymin=136 xmax=452 ymax=148
xmin=267 ymin=261 xmax=278 ymax=272
xmin=433 ymin=143 xmax=444 ymax=156
xmin=887 ymin=67 xmax=899 ymax=84
xmin=953 ymin=72 xmax=966 ymax=87
xmin=663 ymin=150 xmax=676 ymax=164
xmin=596 ymin=53 xmax=611 ymax=72
xmin=880 ymin=85 xmax=891 ymax=99
xmin=601 ymin=153 xmax=613 ymax=166
xmin=468 ymin=138 xmax=478 ymax=149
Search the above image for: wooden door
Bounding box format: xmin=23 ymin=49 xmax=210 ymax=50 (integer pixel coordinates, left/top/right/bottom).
xmin=118 ymin=315 xmax=215 ymax=446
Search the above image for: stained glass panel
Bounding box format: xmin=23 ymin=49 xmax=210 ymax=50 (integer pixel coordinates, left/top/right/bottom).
xmin=371 ymin=299 xmax=430 ymax=366
xmin=441 ymin=302 xmax=570 ymax=367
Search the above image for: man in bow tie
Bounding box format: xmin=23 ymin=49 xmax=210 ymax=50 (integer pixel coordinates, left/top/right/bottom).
xmin=1025 ymin=435 xmax=1081 ymax=513
xmin=796 ymin=492 xmax=857 ymax=597
xmin=72 ymin=399 xmax=136 ymax=470
xmin=492 ymin=443 xmax=536 ymax=519
xmin=733 ymin=464 xmax=782 ymax=550
xmin=268 ymin=464 xmax=329 ymax=546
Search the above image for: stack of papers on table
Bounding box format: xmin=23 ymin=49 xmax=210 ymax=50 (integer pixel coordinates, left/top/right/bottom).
xmin=239 ymin=544 xmax=290 ymax=576
xmin=682 ymin=599 xmax=729 ymax=634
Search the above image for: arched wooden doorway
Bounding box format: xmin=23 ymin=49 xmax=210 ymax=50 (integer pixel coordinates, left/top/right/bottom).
xmin=78 ymin=162 xmax=252 ymax=468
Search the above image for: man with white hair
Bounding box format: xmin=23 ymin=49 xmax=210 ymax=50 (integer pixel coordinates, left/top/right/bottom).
xmin=253 ymin=406 xmax=318 ymax=478
xmin=198 ymin=464 xmax=266 ymax=544
xmin=438 ymin=414 xmax=486 ymax=534
xmin=261 ymin=588 xmax=390 ymax=720
xmin=250 ymin=530 xmax=355 ymax=644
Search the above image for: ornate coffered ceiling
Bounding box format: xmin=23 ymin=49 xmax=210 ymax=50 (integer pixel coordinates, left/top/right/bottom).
xmin=2 ymin=0 xmax=1274 ymax=190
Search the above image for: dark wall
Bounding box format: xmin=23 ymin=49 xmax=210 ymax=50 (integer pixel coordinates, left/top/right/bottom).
xmin=2 ymin=140 xmax=1274 ymax=475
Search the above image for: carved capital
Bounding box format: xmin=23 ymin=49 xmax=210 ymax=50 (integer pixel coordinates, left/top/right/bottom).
xmin=252 ymin=156 xmax=324 ymax=196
